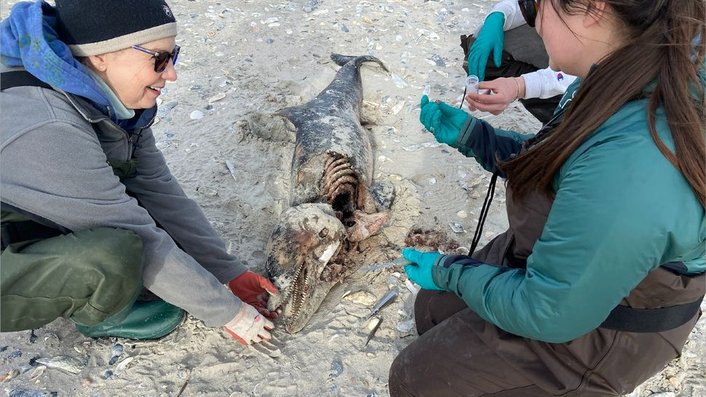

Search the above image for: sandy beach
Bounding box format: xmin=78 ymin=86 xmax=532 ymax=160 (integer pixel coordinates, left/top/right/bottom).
xmin=1 ymin=0 xmax=704 ymax=396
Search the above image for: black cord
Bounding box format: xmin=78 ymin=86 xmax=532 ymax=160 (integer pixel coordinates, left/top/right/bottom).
xmin=469 ymin=172 xmax=498 ymax=255
xmin=459 ymin=82 xmax=496 ymax=255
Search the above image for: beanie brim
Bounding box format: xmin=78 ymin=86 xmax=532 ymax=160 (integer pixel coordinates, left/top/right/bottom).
xmin=68 ymin=23 xmax=177 ymax=56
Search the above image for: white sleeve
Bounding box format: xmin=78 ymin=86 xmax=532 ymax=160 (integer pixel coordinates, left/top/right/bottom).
xmin=476 ymin=0 xmax=527 ymax=33
xmin=521 ymin=68 xmax=578 ymax=99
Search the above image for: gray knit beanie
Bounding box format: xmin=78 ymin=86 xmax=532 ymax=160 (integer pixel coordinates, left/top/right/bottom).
xmin=55 ymin=0 xmax=178 ymax=56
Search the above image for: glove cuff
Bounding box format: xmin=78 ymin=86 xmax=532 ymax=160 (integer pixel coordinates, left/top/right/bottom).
xmin=225 ymin=302 xmax=251 ymax=329
xmin=432 ymin=255 xmax=483 ymax=290
xmin=455 ymin=115 xmax=475 ymax=148
xmin=227 ymin=270 xmax=251 ymax=288
xmin=431 ymin=255 xmax=448 ymax=289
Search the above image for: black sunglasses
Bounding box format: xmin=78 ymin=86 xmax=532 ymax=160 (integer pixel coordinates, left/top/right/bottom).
xmin=518 ymin=0 xmax=540 ymax=27
xmin=131 ymin=44 xmax=181 ymax=73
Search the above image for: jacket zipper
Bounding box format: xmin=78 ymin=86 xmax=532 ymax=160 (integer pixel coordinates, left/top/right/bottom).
xmin=62 ymin=91 xmax=154 ymax=161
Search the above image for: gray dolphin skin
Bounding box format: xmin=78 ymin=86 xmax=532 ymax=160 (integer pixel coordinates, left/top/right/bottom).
xmin=265 ymin=54 xmax=392 ymax=333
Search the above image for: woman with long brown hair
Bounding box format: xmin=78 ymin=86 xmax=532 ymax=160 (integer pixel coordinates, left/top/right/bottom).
xmin=389 ymin=0 xmax=705 ymax=395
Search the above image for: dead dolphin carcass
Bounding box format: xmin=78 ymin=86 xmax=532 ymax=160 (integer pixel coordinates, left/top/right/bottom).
xmin=265 ymin=54 xmax=393 ymax=333
xmin=282 ymin=54 xmax=391 ymax=241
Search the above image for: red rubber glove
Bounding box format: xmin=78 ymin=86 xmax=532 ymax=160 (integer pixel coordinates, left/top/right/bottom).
xmin=228 ymin=271 xmax=280 ymax=320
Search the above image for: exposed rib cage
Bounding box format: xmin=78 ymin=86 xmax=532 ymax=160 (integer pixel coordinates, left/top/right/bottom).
xmin=321 ymin=153 xmax=358 ymax=212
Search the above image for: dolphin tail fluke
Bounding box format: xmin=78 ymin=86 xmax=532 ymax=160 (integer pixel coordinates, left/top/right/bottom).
xmin=330 ymin=53 xmax=389 ymax=73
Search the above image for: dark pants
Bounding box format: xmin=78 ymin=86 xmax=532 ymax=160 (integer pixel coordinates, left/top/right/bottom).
xmin=388 ymin=287 xmax=699 ymax=397
xmin=389 ymin=291 xmax=555 ymax=397
xmin=461 ymin=25 xmax=561 ymax=124
xmin=1 ymin=227 xmax=144 ymax=331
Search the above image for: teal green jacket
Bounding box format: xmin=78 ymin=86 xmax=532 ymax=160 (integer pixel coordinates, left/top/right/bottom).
xmin=435 ymin=78 xmax=706 ymax=343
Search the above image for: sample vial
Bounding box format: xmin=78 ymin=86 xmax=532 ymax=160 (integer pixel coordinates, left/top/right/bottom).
xmin=465 ymin=75 xmax=480 ymax=94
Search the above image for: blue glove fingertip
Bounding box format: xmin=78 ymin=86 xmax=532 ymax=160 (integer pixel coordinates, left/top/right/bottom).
xmin=467 ymin=53 xmax=476 ymax=76
xmin=477 ymin=57 xmax=488 ymax=81
xmin=493 ymin=43 xmax=503 ymax=68
xmin=420 ymin=95 xmax=429 ymax=107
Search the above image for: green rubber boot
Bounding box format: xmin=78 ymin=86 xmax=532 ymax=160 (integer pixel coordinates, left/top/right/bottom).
xmin=75 ymin=300 xmax=185 ymax=340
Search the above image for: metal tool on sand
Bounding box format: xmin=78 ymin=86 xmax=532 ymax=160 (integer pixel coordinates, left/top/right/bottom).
xmin=365 ymin=288 xmax=399 ymax=320
xmin=359 ymin=257 xmax=413 ymax=273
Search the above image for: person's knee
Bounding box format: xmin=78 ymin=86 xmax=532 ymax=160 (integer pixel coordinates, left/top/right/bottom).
xmin=388 ymin=348 xmax=417 ymax=397
xmin=66 ymin=228 xmax=145 ymax=324
xmin=388 ymin=354 xmax=406 ymax=396
xmin=71 ymin=227 xmax=144 ymax=284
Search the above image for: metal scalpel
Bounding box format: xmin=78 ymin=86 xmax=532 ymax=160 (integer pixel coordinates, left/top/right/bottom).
xmin=359 ymin=257 xmax=412 ymax=273
xmin=365 ymin=288 xmax=399 ymax=320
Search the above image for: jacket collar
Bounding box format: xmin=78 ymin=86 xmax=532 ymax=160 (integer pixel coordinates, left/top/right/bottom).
xmin=61 ymin=90 xmax=157 ymax=132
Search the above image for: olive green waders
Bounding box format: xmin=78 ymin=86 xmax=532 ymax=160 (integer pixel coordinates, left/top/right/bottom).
xmin=1 ymin=224 xmax=184 ymax=339
xmin=1 ymin=227 xmax=143 ymax=330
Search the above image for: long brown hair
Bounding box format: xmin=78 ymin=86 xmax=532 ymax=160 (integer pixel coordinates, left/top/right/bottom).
xmin=502 ymin=0 xmax=706 ymax=207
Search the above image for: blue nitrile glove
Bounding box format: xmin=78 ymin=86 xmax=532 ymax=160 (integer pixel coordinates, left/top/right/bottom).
xmin=419 ymin=95 xmax=471 ymax=147
xmin=467 ymin=12 xmax=505 ymax=80
xmin=402 ymin=247 xmax=444 ymax=291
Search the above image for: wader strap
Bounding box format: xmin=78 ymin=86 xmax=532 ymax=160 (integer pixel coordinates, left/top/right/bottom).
xmin=600 ymin=295 xmax=704 ymax=333
xmin=1 ymin=70 xmax=52 ymax=91
xmin=1 ymin=221 xmax=63 ymax=250
xmin=1 ymin=203 xmax=70 ymax=250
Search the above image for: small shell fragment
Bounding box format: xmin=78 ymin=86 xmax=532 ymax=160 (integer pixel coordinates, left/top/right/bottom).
xmin=35 ymin=355 xmax=86 ymax=374
xmin=405 ymin=279 xmax=421 ymax=295
xmin=0 ymin=369 xmax=19 ymax=382
xmin=29 ymin=365 xmax=46 ymax=380
xmin=396 ymin=319 xmax=416 ymax=334
xmin=115 ymin=356 xmax=134 ymax=373
xmin=208 ymin=92 xmax=227 ymax=103
xmin=109 ymin=344 xmax=124 ymax=365
xmin=449 ymin=222 xmax=466 ymax=233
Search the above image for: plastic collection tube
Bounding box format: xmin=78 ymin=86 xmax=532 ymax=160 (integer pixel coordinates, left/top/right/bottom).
xmin=465 ymin=75 xmax=480 ymax=94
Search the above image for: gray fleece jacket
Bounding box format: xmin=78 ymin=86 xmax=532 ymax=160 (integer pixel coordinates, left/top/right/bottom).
xmin=0 ymin=71 xmax=248 ymax=327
